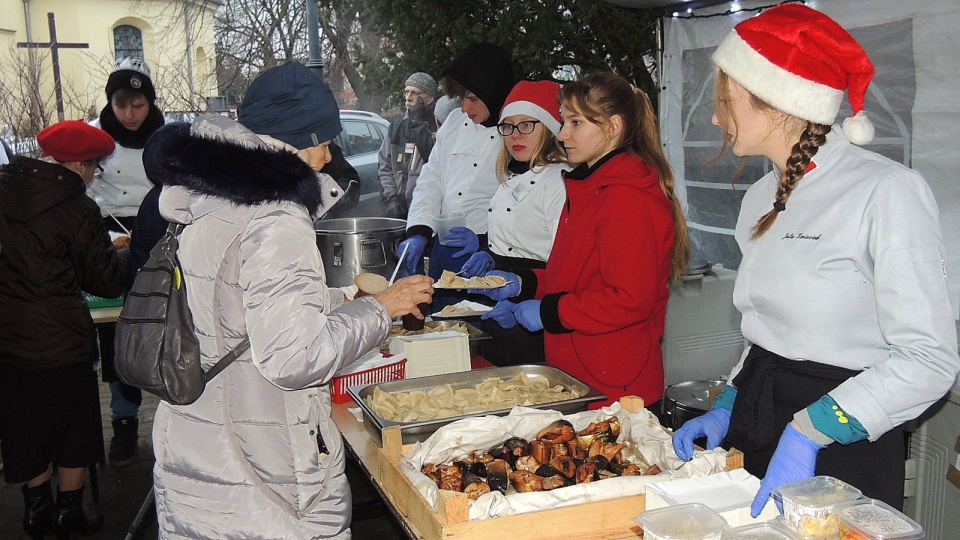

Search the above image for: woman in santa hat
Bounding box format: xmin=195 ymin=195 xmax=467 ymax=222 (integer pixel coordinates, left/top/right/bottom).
xmin=454 ymin=80 xmax=570 ymax=366
xmin=672 ymin=4 xmax=960 ymax=517
xmin=474 ymin=72 xmax=690 ymax=409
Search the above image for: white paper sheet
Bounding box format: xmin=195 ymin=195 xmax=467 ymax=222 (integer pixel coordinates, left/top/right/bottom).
xmin=400 ymin=403 xmax=730 ymax=521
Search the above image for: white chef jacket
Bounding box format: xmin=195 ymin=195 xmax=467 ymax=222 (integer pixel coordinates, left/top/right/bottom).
xmin=86 ymin=118 xmax=154 ymax=218
xmin=486 ymin=163 xmax=567 ymax=261
xmin=727 ymin=128 xmax=959 ymax=441
xmin=406 ymin=109 xmax=501 ymax=234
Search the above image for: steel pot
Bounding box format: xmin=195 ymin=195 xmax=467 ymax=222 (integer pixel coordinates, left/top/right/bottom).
xmin=314 ymin=217 xmax=406 ymax=287
xmin=660 ymin=379 xmax=727 ymax=431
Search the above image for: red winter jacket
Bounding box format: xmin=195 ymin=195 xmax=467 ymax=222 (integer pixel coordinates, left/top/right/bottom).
xmin=515 ymin=150 xmax=675 ymax=407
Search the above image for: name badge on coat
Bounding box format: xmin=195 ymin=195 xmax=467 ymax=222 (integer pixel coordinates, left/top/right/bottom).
xmin=509 ymin=182 xmax=532 ymax=204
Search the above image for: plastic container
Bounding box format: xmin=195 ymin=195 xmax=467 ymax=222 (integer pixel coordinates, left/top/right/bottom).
xmin=775 ymin=476 xmax=862 ymax=538
xmin=330 ymin=358 xmax=405 ymax=404
xmin=832 ymin=499 xmax=923 ymax=540
xmin=637 ymin=502 xmax=728 ymax=540
xmin=83 ymin=291 xmax=125 ymax=308
xmin=721 ymin=520 xmax=798 ymax=539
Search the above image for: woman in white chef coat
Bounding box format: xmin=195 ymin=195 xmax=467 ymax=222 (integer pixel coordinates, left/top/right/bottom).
xmin=672 ymin=4 xmax=960 ymax=518
xmin=456 ymin=80 xmax=569 ymax=366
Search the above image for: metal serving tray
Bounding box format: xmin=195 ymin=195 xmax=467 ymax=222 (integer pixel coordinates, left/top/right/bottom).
xmin=348 ymin=364 xmax=607 ymax=446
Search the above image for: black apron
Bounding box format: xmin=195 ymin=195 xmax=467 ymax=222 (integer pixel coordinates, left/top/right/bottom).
xmin=726 ymin=345 xmax=906 ymax=510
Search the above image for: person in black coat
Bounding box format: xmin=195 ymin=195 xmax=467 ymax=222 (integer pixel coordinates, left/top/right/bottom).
xmin=0 ymin=120 xmax=124 ymax=539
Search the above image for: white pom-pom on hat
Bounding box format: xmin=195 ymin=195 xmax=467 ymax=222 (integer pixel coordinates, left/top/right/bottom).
xmin=712 ymin=4 xmax=876 ymax=145
xmin=842 ymin=111 xmax=874 ymax=145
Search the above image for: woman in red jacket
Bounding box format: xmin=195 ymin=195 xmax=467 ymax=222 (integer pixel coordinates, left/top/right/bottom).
xmin=477 ymin=72 xmax=689 ymax=408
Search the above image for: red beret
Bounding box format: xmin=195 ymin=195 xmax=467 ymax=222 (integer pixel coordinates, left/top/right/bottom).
xmin=37 ymin=120 xmax=116 ymax=162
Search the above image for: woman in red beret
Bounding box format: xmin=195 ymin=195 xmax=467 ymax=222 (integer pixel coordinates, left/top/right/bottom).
xmin=0 ymin=120 xmax=124 ymax=539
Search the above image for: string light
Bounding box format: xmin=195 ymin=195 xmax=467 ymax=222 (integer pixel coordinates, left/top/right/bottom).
xmin=668 ymin=0 xmax=804 ymax=19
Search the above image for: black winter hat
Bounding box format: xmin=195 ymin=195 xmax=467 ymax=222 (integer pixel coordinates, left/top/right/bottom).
xmin=442 ymin=42 xmax=515 ymax=128
xmin=105 ymin=57 xmax=156 ymax=103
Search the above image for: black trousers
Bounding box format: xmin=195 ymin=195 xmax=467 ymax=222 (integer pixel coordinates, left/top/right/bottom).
xmin=726 ymin=345 xmax=906 ymax=510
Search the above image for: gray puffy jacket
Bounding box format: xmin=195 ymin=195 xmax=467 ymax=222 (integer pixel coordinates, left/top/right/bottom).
xmin=147 ymin=116 xmax=390 ymax=539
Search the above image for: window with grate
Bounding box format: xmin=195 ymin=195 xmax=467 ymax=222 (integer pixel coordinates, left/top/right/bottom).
xmin=114 ymin=25 xmax=144 ymax=60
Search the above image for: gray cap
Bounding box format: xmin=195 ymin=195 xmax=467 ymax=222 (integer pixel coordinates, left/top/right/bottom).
xmin=404 ymin=72 xmax=437 ymax=96
xmin=434 ymin=95 xmax=460 ymax=124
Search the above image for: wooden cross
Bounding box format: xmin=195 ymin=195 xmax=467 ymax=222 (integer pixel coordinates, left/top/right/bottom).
xmin=17 ymin=12 xmax=90 ymax=122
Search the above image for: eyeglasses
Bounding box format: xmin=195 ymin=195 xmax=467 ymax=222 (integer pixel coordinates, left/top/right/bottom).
xmin=497 ymin=120 xmax=541 ymax=136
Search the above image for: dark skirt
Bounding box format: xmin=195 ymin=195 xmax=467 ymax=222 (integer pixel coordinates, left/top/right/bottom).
xmin=0 ymin=362 xmax=105 ymax=483
xmin=725 ymin=345 xmax=905 ymax=509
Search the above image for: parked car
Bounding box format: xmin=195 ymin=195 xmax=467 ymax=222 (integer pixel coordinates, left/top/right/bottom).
xmin=336 ymin=111 xmax=389 ymax=215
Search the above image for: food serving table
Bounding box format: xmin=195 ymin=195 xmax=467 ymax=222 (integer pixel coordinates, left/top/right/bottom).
xmin=331 ymin=359 xmax=745 ymax=540
xmin=90 ymin=305 xmax=122 ymax=325
xmin=333 ymin=355 xmax=493 ymax=539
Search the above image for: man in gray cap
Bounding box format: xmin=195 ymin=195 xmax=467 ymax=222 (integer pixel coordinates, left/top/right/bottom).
xmin=377 ymin=72 xmax=438 ymax=218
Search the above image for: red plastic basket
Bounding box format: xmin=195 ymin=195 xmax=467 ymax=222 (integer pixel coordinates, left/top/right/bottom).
xmin=330 ymin=358 xmax=406 ymax=404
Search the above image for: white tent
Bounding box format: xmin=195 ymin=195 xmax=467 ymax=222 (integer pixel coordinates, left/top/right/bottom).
xmin=656 ymin=0 xmax=960 ymax=316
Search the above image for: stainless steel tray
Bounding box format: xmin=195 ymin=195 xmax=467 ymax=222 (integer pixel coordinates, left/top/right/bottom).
xmin=348 ymin=364 xmax=607 ymax=446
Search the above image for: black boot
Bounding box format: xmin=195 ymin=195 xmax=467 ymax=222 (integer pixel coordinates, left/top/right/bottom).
xmin=54 ymin=485 xmax=103 ymax=539
xmin=109 ymin=416 xmax=139 ymax=467
xmin=22 ymin=480 xmax=55 ymax=540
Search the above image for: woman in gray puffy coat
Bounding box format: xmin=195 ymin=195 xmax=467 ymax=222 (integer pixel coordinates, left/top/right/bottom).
xmin=143 ymin=114 xmax=432 ymax=539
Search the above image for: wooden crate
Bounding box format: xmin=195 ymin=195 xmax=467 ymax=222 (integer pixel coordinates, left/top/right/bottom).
xmin=373 ymin=396 xmax=744 ymax=540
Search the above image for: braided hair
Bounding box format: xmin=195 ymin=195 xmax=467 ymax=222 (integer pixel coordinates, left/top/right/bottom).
xmin=712 ymin=70 xmax=831 ymax=238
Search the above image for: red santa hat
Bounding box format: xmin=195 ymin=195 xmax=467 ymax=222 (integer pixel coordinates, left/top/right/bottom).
xmin=712 ymin=4 xmax=875 ymax=145
xmin=499 ymin=80 xmax=563 ymax=136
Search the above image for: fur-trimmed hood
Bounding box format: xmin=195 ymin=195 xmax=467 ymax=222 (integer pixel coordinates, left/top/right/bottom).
xmin=144 ymin=115 xmax=342 ymax=221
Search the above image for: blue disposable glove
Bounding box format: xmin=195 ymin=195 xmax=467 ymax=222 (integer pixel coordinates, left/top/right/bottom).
xmin=750 ymin=424 xmax=825 ymax=518
xmin=470 ymin=270 xmax=520 ymax=301
xmin=514 ymin=300 xmax=543 ymax=332
xmin=396 ymin=235 xmax=427 ymax=277
xmin=672 ymin=408 xmax=732 ymax=461
xmin=443 ymin=226 xmax=479 ymax=259
xmin=459 ymin=251 xmax=495 ymax=277
xmin=481 ymin=300 xmax=519 ymax=329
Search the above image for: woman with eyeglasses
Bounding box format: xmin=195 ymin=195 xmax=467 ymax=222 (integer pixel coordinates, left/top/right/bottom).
xmin=455 ymin=80 xmax=569 ymax=366
xmin=474 ymin=72 xmax=690 ymax=408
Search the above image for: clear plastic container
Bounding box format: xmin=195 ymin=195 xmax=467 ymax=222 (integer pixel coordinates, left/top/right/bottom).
xmin=832 ymin=499 xmax=924 ymax=540
xmin=721 ymin=520 xmax=798 ymax=539
xmin=774 ymin=476 xmax=862 ymax=538
xmin=637 ymin=503 xmax=728 ymax=540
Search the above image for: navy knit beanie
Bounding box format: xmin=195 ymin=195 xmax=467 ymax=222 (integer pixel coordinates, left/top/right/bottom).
xmin=237 ymin=62 xmax=342 ymax=150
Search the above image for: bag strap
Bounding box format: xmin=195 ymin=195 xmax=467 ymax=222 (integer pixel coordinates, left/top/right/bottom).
xmin=204 ymin=337 xmax=250 ymax=382
xmin=206 ymin=227 xmax=248 ymax=382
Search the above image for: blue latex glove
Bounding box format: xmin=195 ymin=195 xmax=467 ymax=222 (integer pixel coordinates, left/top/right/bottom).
xmin=481 ymin=300 xmax=519 ymax=329
xmin=672 ymin=408 xmax=732 ymax=461
xmin=459 ymin=251 xmax=495 ymax=278
xmin=469 ymin=270 xmax=520 ymax=301
xmin=396 ymin=235 xmax=427 ymax=277
xmin=514 ymin=300 xmax=543 ymax=332
xmin=443 ymin=226 xmax=479 ymax=259
xmin=750 ymin=424 xmax=825 ymax=518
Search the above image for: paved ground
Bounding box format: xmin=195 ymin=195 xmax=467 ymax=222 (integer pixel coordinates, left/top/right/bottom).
xmin=0 ymin=377 xmax=407 ymax=539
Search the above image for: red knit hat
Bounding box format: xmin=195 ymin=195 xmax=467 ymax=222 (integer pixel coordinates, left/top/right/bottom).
xmin=499 ymin=80 xmax=563 ymax=136
xmin=712 ymin=4 xmax=876 ymax=144
xmin=38 ymin=120 xmax=116 ymax=162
